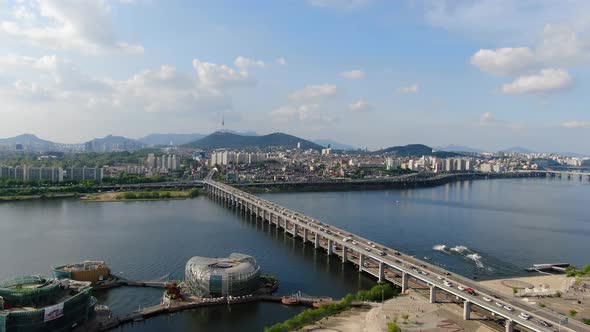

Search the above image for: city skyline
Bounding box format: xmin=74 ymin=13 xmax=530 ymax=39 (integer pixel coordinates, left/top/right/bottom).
xmin=1 ymin=1 xmax=590 ymax=153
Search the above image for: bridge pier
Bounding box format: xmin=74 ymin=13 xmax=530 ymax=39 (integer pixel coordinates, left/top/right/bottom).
xmin=429 ymin=286 xmax=437 ymax=303
xmin=358 ymin=254 xmax=364 ymax=272
xmin=293 ymin=224 xmax=298 ymax=238
xmin=342 ymin=246 xmax=348 ymax=263
xmin=314 ymin=233 xmax=319 ymax=249
xmin=327 ymin=239 xmax=333 ymax=256
xmin=378 ymin=262 xmax=385 ymax=283
xmin=283 ymin=219 xmax=287 ymax=233
xmin=303 ymin=228 xmax=308 ymax=243
xmin=505 ymin=320 xmax=513 ymax=332
xmin=401 ymin=272 xmax=408 ymax=293
xmin=463 ymin=300 xmax=471 ymax=320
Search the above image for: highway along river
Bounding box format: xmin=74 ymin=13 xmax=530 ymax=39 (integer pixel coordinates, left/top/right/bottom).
xmin=0 ymin=177 xmax=588 ymax=331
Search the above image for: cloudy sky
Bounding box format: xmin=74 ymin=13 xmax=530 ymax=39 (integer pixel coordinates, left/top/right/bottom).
xmin=1 ymin=0 xmax=590 ymax=153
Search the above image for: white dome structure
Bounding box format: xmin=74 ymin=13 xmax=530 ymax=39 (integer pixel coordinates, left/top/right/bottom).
xmin=185 ymin=253 xmax=261 ymax=297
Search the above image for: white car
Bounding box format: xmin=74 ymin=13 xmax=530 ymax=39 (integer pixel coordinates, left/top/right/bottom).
xmin=444 ymin=281 xmax=452 ymax=287
xmin=437 ymin=276 xmax=444 ymax=280
xmin=495 ymin=302 xmax=504 ymax=308
xmin=519 ymin=313 xmax=531 ymax=320
xmin=503 ymin=306 xmax=513 ymax=311
xmin=365 ymin=247 xmax=371 ymax=252
xmin=378 ymin=251 xmax=386 ymax=256
xmin=457 ymin=285 xmax=466 ymax=291
xmin=483 ymin=297 xmax=492 ymax=302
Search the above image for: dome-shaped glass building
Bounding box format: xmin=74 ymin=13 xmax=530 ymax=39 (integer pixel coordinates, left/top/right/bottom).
xmin=185 ymin=253 xmax=260 ymax=297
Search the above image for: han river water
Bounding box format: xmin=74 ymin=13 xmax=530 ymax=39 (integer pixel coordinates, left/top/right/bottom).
xmin=1 ymin=177 xmax=589 ymax=331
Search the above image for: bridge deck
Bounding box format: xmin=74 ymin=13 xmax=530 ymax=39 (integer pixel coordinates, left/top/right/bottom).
xmin=205 ymin=178 xmax=587 ymax=332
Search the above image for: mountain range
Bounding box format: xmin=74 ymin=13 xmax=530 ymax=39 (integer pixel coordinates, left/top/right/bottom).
xmin=0 ymin=133 xmax=587 ymax=156
xmin=138 ymin=133 xmax=206 ymax=146
xmin=374 ymin=144 xmax=462 ymax=158
xmin=313 ymin=139 xmax=355 ymax=150
xmin=183 ymin=132 xmax=324 ymax=150
xmin=435 ymin=144 xmax=485 ymax=153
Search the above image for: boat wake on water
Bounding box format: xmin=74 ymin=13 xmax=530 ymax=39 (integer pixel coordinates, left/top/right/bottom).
xmin=432 ymin=244 xmax=448 ymax=252
xmin=433 ymin=244 xmax=491 ymax=270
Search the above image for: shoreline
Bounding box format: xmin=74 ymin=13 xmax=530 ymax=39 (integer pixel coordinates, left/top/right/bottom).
xmin=80 ymin=190 xmax=199 ymax=202
xmin=299 ymin=290 xmax=497 ymax=332
xmin=479 ymin=274 xmax=590 ymax=325
xmin=240 ymin=172 xmax=543 ymax=194
xmin=0 ymin=172 xmax=546 ymax=202
xmin=0 ymin=193 xmax=79 ymax=202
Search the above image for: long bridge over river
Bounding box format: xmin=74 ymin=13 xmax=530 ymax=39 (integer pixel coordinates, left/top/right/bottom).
xmin=204 ymin=177 xmax=589 ymax=332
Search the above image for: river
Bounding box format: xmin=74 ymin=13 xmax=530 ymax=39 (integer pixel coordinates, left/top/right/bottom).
xmin=0 ymin=177 xmax=588 ymax=331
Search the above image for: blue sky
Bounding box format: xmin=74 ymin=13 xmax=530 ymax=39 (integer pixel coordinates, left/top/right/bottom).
xmin=0 ymin=0 xmax=589 ymax=153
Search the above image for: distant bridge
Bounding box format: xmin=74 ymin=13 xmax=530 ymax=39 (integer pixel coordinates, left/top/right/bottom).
xmin=204 ymin=177 xmax=587 ymax=332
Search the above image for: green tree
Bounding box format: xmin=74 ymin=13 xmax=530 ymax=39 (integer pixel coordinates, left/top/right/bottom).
xmin=387 ymin=321 xmax=402 ymax=332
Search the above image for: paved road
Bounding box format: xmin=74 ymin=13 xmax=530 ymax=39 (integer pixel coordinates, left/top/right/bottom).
xmin=206 ymin=179 xmax=587 ymax=332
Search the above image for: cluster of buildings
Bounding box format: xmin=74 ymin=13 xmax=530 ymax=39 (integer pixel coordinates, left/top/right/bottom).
xmin=0 ymin=142 xmax=84 ymax=153
xmin=211 ymin=147 xmax=558 ymax=183
xmin=0 ymin=165 xmax=104 ymax=183
xmin=209 ymin=150 xmax=271 ymax=166
xmin=84 ymin=140 xmax=144 ymax=153
xmin=145 ymin=153 xmax=181 ymax=175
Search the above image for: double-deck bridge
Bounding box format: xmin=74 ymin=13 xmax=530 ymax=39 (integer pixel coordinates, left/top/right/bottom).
xmin=204 ymin=178 xmax=587 ymax=332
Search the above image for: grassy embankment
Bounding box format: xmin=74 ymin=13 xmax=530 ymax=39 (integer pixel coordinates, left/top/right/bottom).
xmin=0 ymin=193 xmax=78 ymax=202
xmin=81 ymin=189 xmax=202 ymax=202
xmin=264 ymin=283 xmax=398 ymax=332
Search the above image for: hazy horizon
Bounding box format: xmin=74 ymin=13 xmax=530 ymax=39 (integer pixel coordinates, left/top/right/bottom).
xmin=1 ymin=1 xmax=590 ymax=153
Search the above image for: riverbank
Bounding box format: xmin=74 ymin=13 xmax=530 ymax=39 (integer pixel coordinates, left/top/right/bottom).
xmin=81 ymin=189 xmax=201 ymax=202
xmin=0 ymin=192 xmax=78 ymax=202
xmin=240 ymin=172 xmax=544 ymax=194
xmin=480 ymin=274 xmax=590 ymax=325
xmin=300 ymin=290 xmax=495 ymax=332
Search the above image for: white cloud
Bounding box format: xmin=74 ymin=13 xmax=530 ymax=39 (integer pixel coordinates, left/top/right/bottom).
xmin=308 ymin=0 xmax=375 ymax=11
xmin=0 ymin=54 xmax=257 ymax=114
xmin=423 ymin=0 xmax=590 ymax=42
xmin=500 ymin=69 xmax=572 ymax=94
xmin=396 ymin=83 xmax=419 ymax=94
xmin=113 ymin=65 xmax=230 ymax=113
xmin=537 ymin=24 xmax=590 ymax=66
xmin=192 ymin=59 xmax=254 ymax=89
xmin=470 ymin=23 xmax=590 ymax=76
xmin=12 ymin=5 xmax=36 ymax=21
xmin=276 ymin=57 xmax=287 ymax=65
xmin=288 ymin=84 xmax=338 ymax=101
xmin=234 ymin=56 xmax=266 ymax=70
xmin=561 ymin=121 xmax=590 ymax=129
xmin=469 ymin=22 xmax=590 ymax=94
xmin=470 ymin=47 xmax=536 ymax=76
xmin=340 ymin=69 xmax=364 ymax=80
xmin=0 ymin=0 xmax=143 ymax=55
xmin=348 ymin=99 xmax=371 ymax=112
xmin=0 ymin=54 xmax=111 ymax=93
xmin=271 ymin=104 xmax=333 ymax=123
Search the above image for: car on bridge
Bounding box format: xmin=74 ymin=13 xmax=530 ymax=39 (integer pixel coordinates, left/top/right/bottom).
xmin=519 ymin=312 xmax=531 ymax=320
